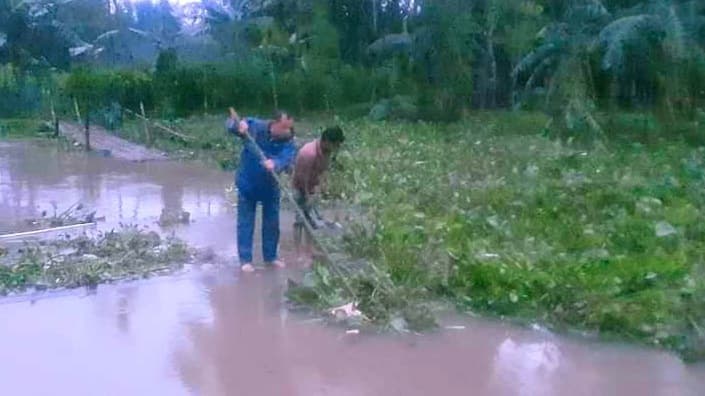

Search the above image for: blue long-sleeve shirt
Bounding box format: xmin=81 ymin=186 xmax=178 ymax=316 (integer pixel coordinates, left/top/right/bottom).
xmin=226 ymin=117 xmax=297 ymax=198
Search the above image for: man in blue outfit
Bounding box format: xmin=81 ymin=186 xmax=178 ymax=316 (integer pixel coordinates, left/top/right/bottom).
xmin=226 ymin=107 xmax=297 ymax=273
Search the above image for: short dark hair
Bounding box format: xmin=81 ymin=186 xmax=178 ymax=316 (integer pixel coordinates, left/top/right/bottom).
xmin=321 ymin=126 xmax=345 ymax=144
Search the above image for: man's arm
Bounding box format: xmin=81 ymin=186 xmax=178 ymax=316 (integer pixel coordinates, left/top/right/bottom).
xmin=272 ymin=141 xmax=297 ymax=173
xmin=226 ymin=107 xmax=247 ymax=137
xmin=225 ymin=108 xmax=267 ymax=140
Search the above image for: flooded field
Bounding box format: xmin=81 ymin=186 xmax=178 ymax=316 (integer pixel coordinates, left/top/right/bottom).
xmin=1 ymin=141 xmax=704 ymax=396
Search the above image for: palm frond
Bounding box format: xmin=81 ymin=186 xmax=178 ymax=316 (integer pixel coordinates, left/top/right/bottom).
xmin=512 ymin=41 xmax=563 ymax=80
xmin=598 ymin=14 xmax=663 ymax=71
xmin=524 ymin=56 xmax=554 ymax=92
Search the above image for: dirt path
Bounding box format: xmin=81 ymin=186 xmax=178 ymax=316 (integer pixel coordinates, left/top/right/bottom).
xmin=58 ymin=121 xmax=167 ymax=162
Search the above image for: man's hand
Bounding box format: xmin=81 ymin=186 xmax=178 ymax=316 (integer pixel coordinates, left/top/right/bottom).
xmin=238 ymin=120 xmax=249 ymax=135
xmin=263 ymin=159 xmax=276 ymax=172
xmin=229 ymin=107 xmax=249 ymax=136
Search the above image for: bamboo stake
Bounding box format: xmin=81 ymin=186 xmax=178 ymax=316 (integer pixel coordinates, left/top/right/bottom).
xmin=0 ymin=222 xmax=96 ymax=240
xmin=124 ymin=107 xmax=194 ymax=142
xmin=50 ymin=96 xmax=59 ymax=137
xmin=73 ymin=97 xmax=82 ymax=124
xmin=140 ymin=102 xmax=152 ymax=146
xmin=84 ymin=111 xmax=91 ymax=151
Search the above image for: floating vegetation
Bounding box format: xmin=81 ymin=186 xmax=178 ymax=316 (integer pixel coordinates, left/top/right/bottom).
xmin=0 ymin=225 xmax=193 ymax=295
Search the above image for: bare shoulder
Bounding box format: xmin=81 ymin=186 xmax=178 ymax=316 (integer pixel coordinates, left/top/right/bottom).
xmin=298 ymin=140 xmax=318 ymax=157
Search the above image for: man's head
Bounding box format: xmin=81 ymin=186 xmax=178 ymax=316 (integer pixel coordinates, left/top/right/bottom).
xmin=270 ymin=110 xmax=294 ymax=139
xmin=320 ymin=126 xmax=345 ymax=156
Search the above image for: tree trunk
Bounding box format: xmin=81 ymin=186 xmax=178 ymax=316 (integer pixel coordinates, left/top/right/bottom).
xmin=270 ymin=57 xmax=279 ymax=109
xmin=487 ymin=27 xmax=497 ymax=109
xmin=372 ymin=0 xmax=378 ymax=34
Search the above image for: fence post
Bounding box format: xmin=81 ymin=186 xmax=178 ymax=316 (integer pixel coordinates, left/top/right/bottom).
xmin=140 ymin=102 xmax=151 ymax=146
xmin=84 ymin=111 xmax=91 ymax=151
xmin=50 ymin=96 xmax=59 ymax=138
xmin=73 ymin=97 xmax=82 ymax=124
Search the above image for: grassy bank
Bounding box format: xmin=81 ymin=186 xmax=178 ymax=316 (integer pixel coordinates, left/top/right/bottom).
xmin=0 ymin=118 xmax=49 ymax=139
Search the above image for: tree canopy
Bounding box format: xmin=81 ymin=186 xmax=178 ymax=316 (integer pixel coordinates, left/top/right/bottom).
xmin=1 ymin=0 xmax=704 ymax=125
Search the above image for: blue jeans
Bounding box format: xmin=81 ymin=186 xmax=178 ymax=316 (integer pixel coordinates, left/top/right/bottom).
xmin=237 ymin=190 xmax=280 ymax=264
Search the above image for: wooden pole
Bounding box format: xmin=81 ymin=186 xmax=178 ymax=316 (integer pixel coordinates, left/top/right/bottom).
xmin=84 ymin=111 xmax=91 ymax=151
xmin=50 ymin=96 xmax=58 ymax=138
xmin=0 ymin=222 xmax=96 ymax=240
xmin=140 ymin=102 xmax=152 ymax=146
xmin=124 ymin=107 xmax=194 ymax=142
xmin=73 ymin=97 xmax=82 ymax=124
xmin=270 ymin=56 xmax=278 ymax=109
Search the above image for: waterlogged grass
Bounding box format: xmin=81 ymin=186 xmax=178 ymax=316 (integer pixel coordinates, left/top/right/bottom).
xmin=295 ymin=112 xmax=705 ymax=359
xmin=0 ymin=226 xmax=191 ymax=294
xmin=0 ymin=118 xmax=50 ymax=139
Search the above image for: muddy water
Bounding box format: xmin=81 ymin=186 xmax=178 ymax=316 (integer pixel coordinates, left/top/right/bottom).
xmin=1 ymin=141 xmax=704 ymax=396
xmin=1 ymin=141 xmax=242 ymax=260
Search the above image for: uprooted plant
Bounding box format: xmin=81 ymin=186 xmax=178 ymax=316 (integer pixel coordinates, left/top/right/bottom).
xmin=24 ymin=202 xmax=99 ymax=229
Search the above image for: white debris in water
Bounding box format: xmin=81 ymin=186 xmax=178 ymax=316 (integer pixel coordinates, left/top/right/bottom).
xmin=491 ymin=338 xmax=562 ymax=394
xmin=390 ymin=316 xmax=409 ymax=333
xmin=530 ymin=323 xmax=552 ymax=334
xmin=636 ymin=197 xmax=663 ymax=215
xmin=330 ymin=302 xmax=361 ymax=319
xmin=444 ymin=325 xmax=466 ymax=330
xmin=524 ymin=164 xmax=540 ymax=178
xmin=655 ymin=221 xmax=677 ymax=237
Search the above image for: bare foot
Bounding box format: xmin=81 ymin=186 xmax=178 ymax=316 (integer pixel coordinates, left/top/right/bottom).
xmin=240 ymin=263 xmax=255 ymax=273
xmin=266 ymin=260 xmax=286 ymax=269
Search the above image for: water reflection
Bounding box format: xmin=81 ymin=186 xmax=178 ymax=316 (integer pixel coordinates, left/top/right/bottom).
xmin=490 ymin=338 xmax=562 ymax=396
xmin=0 ymin=141 xmax=231 ymax=244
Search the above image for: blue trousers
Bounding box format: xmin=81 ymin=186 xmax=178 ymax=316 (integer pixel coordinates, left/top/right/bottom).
xmin=237 ymin=189 xmax=280 ymax=264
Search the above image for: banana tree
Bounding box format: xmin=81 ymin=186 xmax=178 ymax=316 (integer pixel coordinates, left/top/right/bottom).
xmin=513 ymin=0 xmax=705 ymax=139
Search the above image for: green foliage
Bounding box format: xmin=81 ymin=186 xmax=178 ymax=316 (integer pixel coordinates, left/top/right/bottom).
xmin=413 ymin=4 xmax=477 ymax=121
xmin=314 ymin=114 xmax=705 ymax=358
xmin=0 ymin=118 xmax=47 ymax=139
xmin=4 ymin=0 xmax=705 ymax=126
xmin=63 ymin=67 xmax=153 ymax=119
xmin=0 ymin=64 xmax=45 ymax=117
xmin=514 ymin=0 xmax=705 ymax=139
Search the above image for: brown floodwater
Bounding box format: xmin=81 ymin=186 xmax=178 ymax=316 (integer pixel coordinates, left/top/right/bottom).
xmin=1 ymin=141 xmax=704 ymax=396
